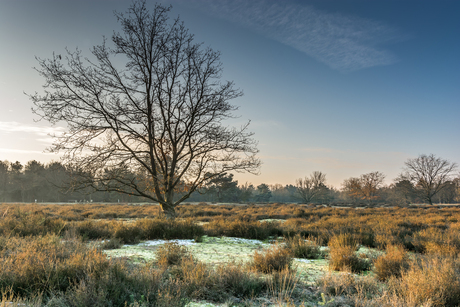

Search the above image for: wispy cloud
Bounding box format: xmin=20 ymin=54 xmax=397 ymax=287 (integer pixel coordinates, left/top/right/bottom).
xmin=182 ymin=0 xmax=403 ymax=72
xmin=0 ymin=148 xmax=54 ymax=155
xmin=0 ymin=121 xmax=64 ymax=137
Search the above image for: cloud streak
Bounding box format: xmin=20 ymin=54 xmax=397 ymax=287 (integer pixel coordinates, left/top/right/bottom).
xmin=184 ymin=0 xmax=402 ymax=72
xmin=0 ymin=148 xmax=54 ymax=155
xmin=0 ymin=121 xmax=64 ymax=137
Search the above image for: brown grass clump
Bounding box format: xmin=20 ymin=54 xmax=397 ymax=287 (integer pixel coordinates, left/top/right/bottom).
xmin=215 ymin=262 xmax=267 ymax=300
xmin=284 ymin=234 xmax=323 ymax=259
xmin=135 ymin=218 xmax=205 ymax=240
xmin=155 ymin=243 xmax=267 ymax=302
xmin=267 ymin=268 xmax=300 ymax=305
xmin=317 ymin=270 xmax=382 ymax=299
xmin=204 ymin=218 xmax=283 ymax=240
xmin=328 ymin=234 xmax=370 ymax=273
xmin=250 ymin=244 xmax=293 ymax=273
xmin=0 ymin=234 xmax=110 ymax=296
xmin=156 ymin=242 xmax=192 ymax=268
xmin=389 ymin=256 xmax=460 ymax=307
xmin=374 ymin=245 xmax=409 ymax=281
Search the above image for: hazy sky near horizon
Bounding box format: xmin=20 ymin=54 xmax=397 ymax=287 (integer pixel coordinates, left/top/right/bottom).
xmin=0 ymin=0 xmax=459 ymax=188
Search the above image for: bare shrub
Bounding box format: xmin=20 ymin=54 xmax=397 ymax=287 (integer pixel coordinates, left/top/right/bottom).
xmin=373 ymin=245 xmax=409 ymax=281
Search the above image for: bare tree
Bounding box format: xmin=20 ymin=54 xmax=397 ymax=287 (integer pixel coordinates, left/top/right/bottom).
xmin=342 ymin=171 xmax=385 ymax=204
xmin=295 ymin=171 xmax=327 ymax=204
xmin=400 ymin=154 xmax=457 ymax=205
xmin=360 ymin=171 xmax=385 ymax=203
xmin=28 ymin=1 xmax=260 ymax=218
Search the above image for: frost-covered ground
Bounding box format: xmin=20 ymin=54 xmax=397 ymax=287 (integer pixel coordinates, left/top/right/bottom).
xmin=103 ymin=235 xmax=330 ymax=286
xmin=103 ymin=236 xmax=370 ymax=306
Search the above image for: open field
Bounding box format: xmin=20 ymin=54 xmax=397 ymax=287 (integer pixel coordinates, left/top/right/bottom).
xmin=2 ymin=202 xmax=460 ymax=306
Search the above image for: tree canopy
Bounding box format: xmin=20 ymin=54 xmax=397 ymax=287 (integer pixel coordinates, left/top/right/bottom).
xmin=400 ymin=154 xmax=457 ymax=205
xmin=29 ymin=1 xmax=260 ymax=218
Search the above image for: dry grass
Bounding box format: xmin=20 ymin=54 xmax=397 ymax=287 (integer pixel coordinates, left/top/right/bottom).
xmin=250 ymin=244 xmax=293 ymax=273
xmin=156 ymin=242 xmax=192 ymax=268
xmin=317 ymin=269 xmax=382 ymax=299
xmin=284 ymin=234 xmax=323 ymax=259
xmin=373 ymin=244 xmax=410 ymax=281
xmin=389 ymin=256 xmax=460 ymax=307
xmin=3 ymin=202 xmax=460 ymax=305
xmin=267 ymin=268 xmax=300 ymax=306
xmin=328 ymin=234 xmax=370 ymax=273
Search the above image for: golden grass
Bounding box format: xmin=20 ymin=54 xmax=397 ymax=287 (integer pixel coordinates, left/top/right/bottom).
xmin=3 ymin=202 xmax=460 ymax=305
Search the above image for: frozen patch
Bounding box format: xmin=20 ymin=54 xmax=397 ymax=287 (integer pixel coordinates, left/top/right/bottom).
xmin=224 ymin=237 xmax=264 ymax=245
xmin=138 ymin=239 xmax=196 ymax=247
xmin=295 ymin=258 xmax=312 ymax=263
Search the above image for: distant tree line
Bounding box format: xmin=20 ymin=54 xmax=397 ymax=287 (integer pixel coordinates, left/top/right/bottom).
xmin=0 ymin=160 xmax=146 ymax=203
xmin=0 ymin=154 xmax=458 ymax=205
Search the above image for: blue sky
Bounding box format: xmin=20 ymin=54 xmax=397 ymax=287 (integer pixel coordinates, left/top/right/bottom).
xmin=0 ymin=0 xmax=459 ymax=188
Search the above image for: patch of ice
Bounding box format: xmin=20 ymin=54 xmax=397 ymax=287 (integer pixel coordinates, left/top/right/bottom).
xmin=137 ymin=239 xmax=196 ymax=247
xmin=295 ymin=258 xmax=312 ymax=263
xmin=225 ymin=237 xmax=264 ymax=245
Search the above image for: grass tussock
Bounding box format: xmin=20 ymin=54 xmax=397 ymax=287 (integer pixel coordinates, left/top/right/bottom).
xmin=328 ymin=234 xmax=371 ymax=273
xmin=250 ymin=244 xmax=293 ymax=273
xmin=267 ymin=268 xmax=300 ymax=306
xmin=204 ymin=218 xmax=283 ymax=240
xmin=284 ymin=234 xmax=323 ymax=259
xmin=215 ymin=262 xmax=267 ymax=299
xmin=317 ymin=270 xmax=382 ymax=299
xmin=156 ymin=242 xmax=192 ymax=268
xmin=373 ymin=244 xmax=409 ymax=281
xmin=389 ymin=256 xmax=460 ymax=307
xmin=0 ymin=234 xmax=110 ymax=297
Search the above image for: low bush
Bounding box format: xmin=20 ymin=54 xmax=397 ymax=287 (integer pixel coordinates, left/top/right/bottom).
xmin=389 ymin=256 xmax=460 ymax=307
xmin=284 ymin=234 xmax=323 ymax=259
xmin=135 ymin=218 xmax=204 ymax=240
xmin=374 ymin=245 xmax=409 ymax=281
xmin=317 ymin=270 xmax=382 ymax=299
xmin=0 ymin=234 xmax=110 ymax=297
xmin=156 ymin=242 xmax=192 ymax=268
xmin=113 ymin=223 xmax=142 ymax=244
xmin=204 ymin=218 xmax=283 ymax=240
xmin=250 ymin=244 xmax=293 ymax=273
xmin=0 ymin=209 xmax=67 ymax=237
xmin=74 ymin=220 xmax=112 ymax=240
xmin=328 ymin=234 xmax=370 ymax=273
xmin=215 ymin=262 xmax=267 ymax=300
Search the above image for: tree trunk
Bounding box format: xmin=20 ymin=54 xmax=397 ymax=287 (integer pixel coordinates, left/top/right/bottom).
xmin=160 ymin=203 xmax=177 ymax=219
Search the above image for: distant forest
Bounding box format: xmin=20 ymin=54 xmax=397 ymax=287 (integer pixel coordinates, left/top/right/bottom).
xmin=0 ymin=160 xmax=458 ymax=205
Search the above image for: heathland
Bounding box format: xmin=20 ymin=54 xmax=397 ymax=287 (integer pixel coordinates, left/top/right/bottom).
xmin=2 ymin=202 xmax=460 ymax=306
